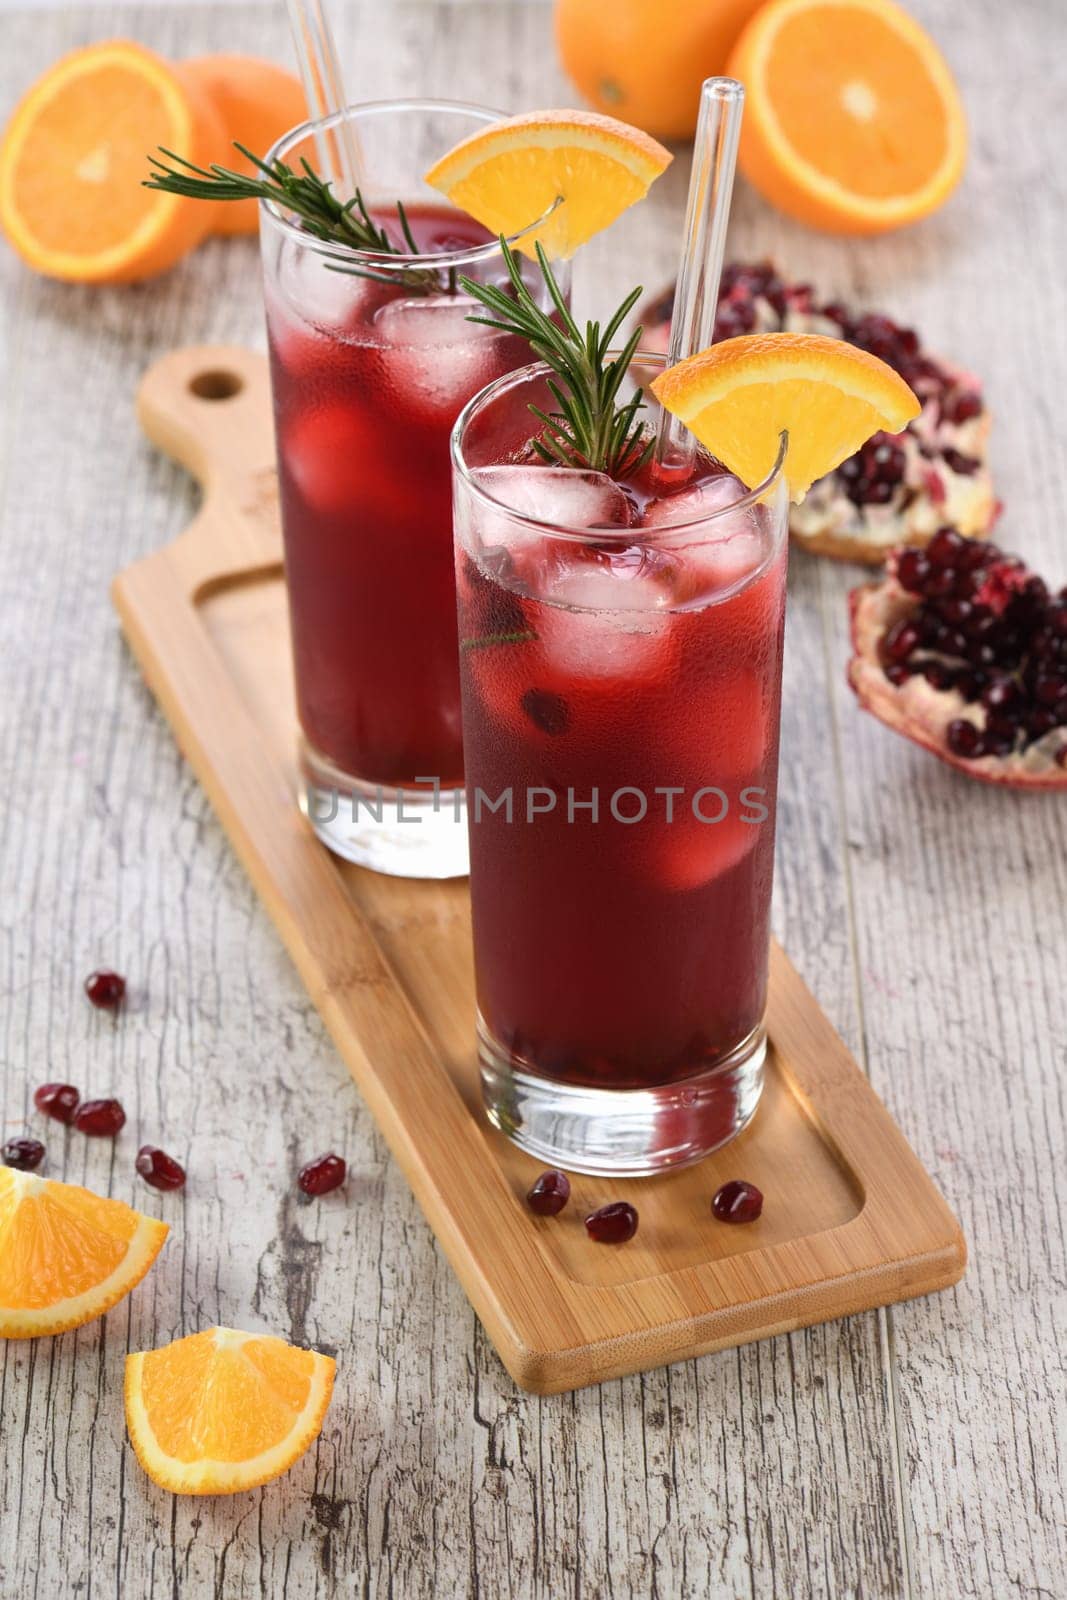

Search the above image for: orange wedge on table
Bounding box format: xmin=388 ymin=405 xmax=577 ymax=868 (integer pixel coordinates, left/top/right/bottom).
xmin=652 ymin=332 xmax=920 ymax=500
xmin=0 ymin=39 xmax=224 ymax=282
xmin=727 ymin=0 xmax=967 ymax=234
xmin=424 ymin=108 xmax=672 ymax=258
xmin=0 ymin=1168 xmax=168 ymax=1338
xmin=125 ymin=1327 xmax=336 ymax=1494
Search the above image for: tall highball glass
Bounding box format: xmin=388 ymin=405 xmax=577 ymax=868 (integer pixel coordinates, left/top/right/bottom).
xmin=452 ymin=353 xmax=789 ymax=1173
xmin=260 ymin=99 xmax=569 ymax=876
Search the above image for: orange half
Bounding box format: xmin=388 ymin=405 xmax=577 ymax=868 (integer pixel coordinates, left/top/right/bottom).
xmin=424 ymin=107 xmax=672 ymax=258
xmin=0 ymin=1168 xmax=169 ymax=1338
xmin=727 ymin=0 xmax=967 ymax=234
xmin=652 ymin=332 xmax=920 ymax=500
xmin=125 ymin=1327 xmax=336 ymax=1494
xmin=0 ymin=39 xmax=224 ymax=282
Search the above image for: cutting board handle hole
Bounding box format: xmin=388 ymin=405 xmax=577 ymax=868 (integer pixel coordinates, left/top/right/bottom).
xmin=189 ymin=370 xmax=244 ymax=402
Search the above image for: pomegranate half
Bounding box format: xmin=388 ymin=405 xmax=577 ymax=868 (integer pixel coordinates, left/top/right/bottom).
xmin=848 ymin=532 xmax=1067 ymax=788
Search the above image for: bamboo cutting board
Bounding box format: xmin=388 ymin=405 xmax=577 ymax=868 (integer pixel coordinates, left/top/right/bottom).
xmin=112 ymin=343 xmax=965 ymax=1394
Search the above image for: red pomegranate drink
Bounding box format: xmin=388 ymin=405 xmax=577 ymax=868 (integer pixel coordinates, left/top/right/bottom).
xmin=452 ymin=354 xmax=789 ymax=1173
xmin=259 ymin=101 xmax=566 ymax=876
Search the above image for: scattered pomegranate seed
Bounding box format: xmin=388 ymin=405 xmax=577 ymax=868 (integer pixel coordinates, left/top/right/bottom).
xmin=74 ymin=1098 xmax=126 ymax=1137
xmin=298 ymin=1153 xmax=346 ymax=1196
xmin=34 ymin=1082 xmax=80 ymax=1124
xmin=2 ymin=1137 xmax=45 ymax=1171
xmin=136 ymin=1146 xmax=186 ymax=1191
xmin=584 ymin=1201 xmax=638 ymax=1244
xmin=712 ymin=1179 xmax=764 ymax=1224
xmin=526 ymin=1170 xmax=570 ymax=1216
xmin=84 ymin=970 xmax=126 ymax=1009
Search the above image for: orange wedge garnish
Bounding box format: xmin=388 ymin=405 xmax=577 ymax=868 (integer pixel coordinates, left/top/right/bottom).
xmin=652 ymin=332 xmax=920 ymax=500
xmin=125 ymin=1327 xmax=336 ymax=1495
xmin=0 ymin=40 xmax=224 ymax=282
xmin=727 ymin=0 xmax=966 ymax=234
xmin=0 ymin=1168 xmax=168 ymax=1338
xmin=424 ymin=108 xmax=672 ymax=258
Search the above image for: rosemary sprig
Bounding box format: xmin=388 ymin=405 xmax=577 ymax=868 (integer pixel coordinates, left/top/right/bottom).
xmin=144 ymin=145 xmax=443 ymax=291
xmin=460 ymin=239 xmax=653 ymax=479
xmin=459 ymin=627 xmax=537 ymax=652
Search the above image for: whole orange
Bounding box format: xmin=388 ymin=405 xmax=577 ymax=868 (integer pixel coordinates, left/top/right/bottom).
xmin=184 ymin=55 xmax=308 ymax=235
xmin=554 ymin=0 xmax=764 ymax=142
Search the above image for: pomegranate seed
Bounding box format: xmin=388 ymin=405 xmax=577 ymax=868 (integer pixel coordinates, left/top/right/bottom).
xmin=883 ymin=619 xmax=920 ymax=663
xmin=1026 ymin=708 xmax=1058 ymax=737
xmin=2 ymin=1137 xmax=45 ymax=1171
xmin=34 ymin=1082 xmax=80 ymax=1124
xmin=922 ymin=662 xmax=956 ymax=691
xmin=967 ymin=641 xmax=998 ymax=669
xmin=944 ymin=391 xmax=982 ymax=425
xmin=943 ymin=448 xmax=980 ymax=477
xmin=298 ymin=1152 xmax=346 ymax=1196
xmin=947 ymin=720 xmax=984 ymax=758
xmin=934 ymin=625 xmax=968 ymax=658
xmin=136 ymin=1146 xmax=186 ymax=1191
xmin=712 ymin=1179 xmax=764 ymax=1224
xmin=959 ymin=540 xmax=992 ymax=571
xmin=926 ymin=466 xmax=948 ymax=505
xmin=84 ymin=970 xmax=126 ymax=1009
xmin=983 ymin=679 xmax=1023 ymax=712
xmin=895 ymin=549 xmax=930 ymax=594
xmin=1035 ymin=674 xmax=1067 ymax=706
xmin=1022 ymin=575 xmax=1050 ymax=605
xmin=939 ymin=598 xmax=972 ymax=626
xmin=820 ymin=299 xmax=850 ymax=330
xmin=74 ymin=1098 xmax=126 ymax=1137
xmin=584 ymin=1201 xmax=638 ymax=1243
xmin=927 ymin=527 xmax=966 ymax=569
xmin=925 ymin=568 xmax=958 ymax=599
xmin=526 ymin=1170 xmax=571 ymax=1216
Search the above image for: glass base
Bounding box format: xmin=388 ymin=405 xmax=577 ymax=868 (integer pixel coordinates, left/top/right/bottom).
xmin=298 ymin=740 xmax=469 ymax=879
xmin=479 ymin=1019 xmax=766 ymax=1176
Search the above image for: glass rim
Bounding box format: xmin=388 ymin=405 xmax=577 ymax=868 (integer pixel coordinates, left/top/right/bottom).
xmin=260 ymin=96 xmax=557 ymax=271
xmin=451 ymin=351 xmax=790 ymax=541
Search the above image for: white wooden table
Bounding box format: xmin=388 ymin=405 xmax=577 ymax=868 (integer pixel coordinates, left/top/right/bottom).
xmin=1 ymin=2 xmax=1065 ymax=1595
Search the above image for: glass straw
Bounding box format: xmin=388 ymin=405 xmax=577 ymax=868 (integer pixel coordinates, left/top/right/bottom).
xmin=286 ymin=0 xmax=363 ymax=196
xmin=655 ymin=78 xmax=745 ymax=470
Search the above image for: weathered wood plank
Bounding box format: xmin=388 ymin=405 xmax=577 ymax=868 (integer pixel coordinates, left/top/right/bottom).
xmin=1 ymin=1 xmax=1064 ymax=1597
